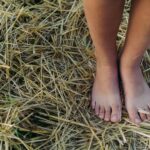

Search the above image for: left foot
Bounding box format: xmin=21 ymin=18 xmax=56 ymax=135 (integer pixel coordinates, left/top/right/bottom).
xmin=121 ymin=64 xmax=150 ymax=124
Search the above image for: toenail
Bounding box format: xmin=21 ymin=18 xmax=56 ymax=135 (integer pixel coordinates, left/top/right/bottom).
xmin=99 ymin=114 xmax=104 ymax=119
xmin=99 ymin=115 xmax=103 ymax=118
xmin=135 ymin=118 xmax=141 ymax=124
xmin=105 ymin=118 xmax=109 ymax=121
xmin=95 ymin=111 xmax=99 ymax=115
xmin=111 ymin=115 xmax=118 ymax=122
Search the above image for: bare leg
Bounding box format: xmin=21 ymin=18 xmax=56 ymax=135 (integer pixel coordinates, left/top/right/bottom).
xmin=83 ymin=0 xmax=125 ymax=122
xmin=121 ymin=0 xmax=150 ymax=124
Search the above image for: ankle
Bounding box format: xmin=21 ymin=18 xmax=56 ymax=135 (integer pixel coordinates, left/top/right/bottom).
xmin=96 ymin=61 xmax=118 ymax=78
xmin=120 ymin=57 xmax=141 ymax=73
xmin=94 ymin=48 xmax=118 ymax=69
xmin=96 ymin=60 xmax=118 ymax=70
xmin=95 ymin=55 xmax=118 ymax=69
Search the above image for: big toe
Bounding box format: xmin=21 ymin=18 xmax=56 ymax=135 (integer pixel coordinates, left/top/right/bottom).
xmin=128 ymin=107 xmax=142 ymax=124
xmin=111 ymin=105 xmax=121 ymax=122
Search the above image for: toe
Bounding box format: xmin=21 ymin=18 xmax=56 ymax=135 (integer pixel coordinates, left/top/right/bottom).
xmin=147 ymin=114 xmax=150 ymax=121
xmin=139 ymin=107 xmax=148 ymax=121
xmin=139 ymin=113 xmax=147 ymax=121
xmin=91 ymin=100 xmax=96 ymax=110
xmin=146 ymin=106 xmax=150 ymax=121
xmin=99 ymin=107 xmax=105 ymax=120
xmin=95 ymin=104 xmax=100 ymax=116
xmin=146 ymin=113 xmax=150 ymax=121
xmin=146 ymin=106 xmax=150 ymax=120
xmin=111 ymin=105 xmax=121 ymax=122
xmin=104 ymin=107 xmax=111 ymax=121
xmin=128 ymin=107 xmax=141 ymax=124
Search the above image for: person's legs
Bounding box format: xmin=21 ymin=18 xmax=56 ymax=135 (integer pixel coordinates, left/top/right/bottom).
xmin=83 ymin=0 xmax=125 ymax=122
xmin=121 ymin=0 xmax=150 ymax=124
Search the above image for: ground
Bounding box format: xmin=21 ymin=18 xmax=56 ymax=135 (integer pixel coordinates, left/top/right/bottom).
xmin=0 ymin=0 xmax=150 ymax=150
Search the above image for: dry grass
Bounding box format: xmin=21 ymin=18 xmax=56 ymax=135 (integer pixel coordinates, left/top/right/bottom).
xmin=0 ymin=0 xmax=150 ymax=149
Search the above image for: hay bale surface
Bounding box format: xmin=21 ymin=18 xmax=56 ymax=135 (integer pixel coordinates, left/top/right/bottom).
xmin=0 ymin=0 xmax=150 ymax=149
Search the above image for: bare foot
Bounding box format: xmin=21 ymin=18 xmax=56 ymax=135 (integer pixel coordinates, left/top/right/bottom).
xmin=92 ymin=64 xmax=122 ymax=122
xmin=121 ymin=65 xmax=150 ymax=124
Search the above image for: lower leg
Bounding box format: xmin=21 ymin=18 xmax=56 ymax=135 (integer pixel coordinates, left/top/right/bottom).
xmin=121 ymin=0 xmax=150 ymax=124
xmin=83 ymin=0 xmax=125 ymax=122
xmin=84 ymin=0 xmax=125 ymax=66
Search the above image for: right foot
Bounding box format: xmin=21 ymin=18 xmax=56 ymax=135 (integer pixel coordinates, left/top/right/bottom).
xmin=92 ymin=64 xmax=122 ymax=122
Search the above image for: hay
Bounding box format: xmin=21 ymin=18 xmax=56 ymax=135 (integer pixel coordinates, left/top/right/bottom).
xmin=0 ymin=0 xmax=150 ymax=149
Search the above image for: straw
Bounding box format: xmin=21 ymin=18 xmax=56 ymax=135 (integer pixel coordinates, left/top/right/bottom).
xmin=0 ymin=0 xmax=150 ymax=149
